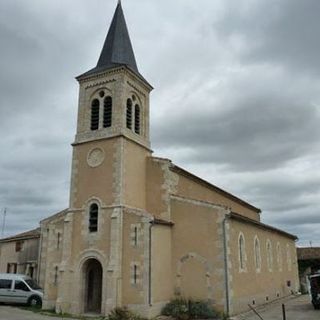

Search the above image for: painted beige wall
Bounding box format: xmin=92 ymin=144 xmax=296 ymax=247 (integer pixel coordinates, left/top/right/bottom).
xmin=146 ymin=158 xmax=171 ymax=220
xmin=170 ymin=198 xmax=227 ymax=312
xmin=70 ymin=139 xmax=116 ymax=209
xmin=175 ymin=172 xmax=260 ymax=221
xmin=228 ymin=219 xmax=299 ymax=314
xmin=0 ymin=238 xmax=39 ymax=277
xmin=151 ymin=225 xmax=172 ymax=303
xmin=123 ymin=140 xmax=151 ymax=209
xmin=39 ymin=214 xmax=65 ymax=307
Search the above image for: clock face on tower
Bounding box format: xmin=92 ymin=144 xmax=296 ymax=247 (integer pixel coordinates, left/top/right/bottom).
xmin=87 ymin=148 xmax=105 ymax=168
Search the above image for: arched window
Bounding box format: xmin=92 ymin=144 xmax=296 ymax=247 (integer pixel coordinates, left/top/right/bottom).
xmin=103 ymin=96 xmax=112 ymax=128
xmin=134 ymin=104 xmax=140 ymax=134
xmin=89 ymin=203 xmax=99 ymax=233
xmin=254 ymin=237 xmax=261 ymax=272
xmin=287 ymin=244 xmax=292 ymax=271
xmin=277 ymin=243 xmax=282 ymax=272
xmin=266 ymin=240 xmax=273 ymax=272
xmin=91 ymin=99 xmax=100 ymax=131
xmin=126 ymin=99 xmax=132 ymax=129
xmin=238 ymin=233 xmax=246 ymax=271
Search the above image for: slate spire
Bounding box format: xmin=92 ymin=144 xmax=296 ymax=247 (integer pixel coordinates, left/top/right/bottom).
xmin=97 ymin=1 xmax=138 ymax=72
xmin=80 ymin=1 xmax=140 ymax=78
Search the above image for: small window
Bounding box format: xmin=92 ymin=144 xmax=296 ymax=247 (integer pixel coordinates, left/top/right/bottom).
xmin=7 ymin=263 xmax=17 ymax=274
xmin=0 ymin=279 xmax=12 ymax=289
xmin=15 ymin=240 xmax=23 ymax=252
xmin=238 ymin=233 xmax=246 ymax=271
xmin=103 ymin=96 xmax=112 ymax=128
xmin=89 ymin=203 xmax=99 ymax=233
xmin=91 ymin=99 xmax=100 ymax=131
xmin=134 ymin=104 xmax=140 ymax=134
xmin=29 ymin=266 xmax=34 ymax=279
xmin=15 ymin=280 xmax=29 ymax=291
xmin=134 ymin=227 xmax=138 ymax=246
xmin=57 ymin=232 xmax=61 ymax=250
xmin=133 ymin=265 xmax=138 ymax=284
xmin=54 ymin=266 xmax=58 ymax=285
xmin=126 ymin=99 xmax=132 ymax=129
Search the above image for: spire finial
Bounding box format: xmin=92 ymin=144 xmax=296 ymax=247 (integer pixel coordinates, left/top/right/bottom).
xmin=118 ymin=0 xmax=121 ymax=5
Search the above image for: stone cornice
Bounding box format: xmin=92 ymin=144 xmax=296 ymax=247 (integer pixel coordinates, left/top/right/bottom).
xmin=77 ymin=66 xmax=153 ymax=92
xmin=72 ymin=133 xmax=152 ymax=152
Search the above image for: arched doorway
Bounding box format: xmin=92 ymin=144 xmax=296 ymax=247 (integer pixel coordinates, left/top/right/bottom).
xmin=83 ymin=259 xmax=103 ymax=314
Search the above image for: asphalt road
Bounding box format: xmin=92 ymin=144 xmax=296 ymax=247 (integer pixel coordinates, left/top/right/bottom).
xmin=234 ymin=294 xmax=319 ymax=320
xmin=0 ymin=306 xmax=64 ymax=320
xmin=0 ymin=295 xmax=318 ymax=320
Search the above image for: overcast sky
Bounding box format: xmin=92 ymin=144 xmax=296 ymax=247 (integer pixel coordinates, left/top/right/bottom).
xmin=0 ymin=0 xmax=319 ymax=246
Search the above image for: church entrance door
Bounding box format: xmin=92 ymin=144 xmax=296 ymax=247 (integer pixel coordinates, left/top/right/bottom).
xmin=83 ymin=259 xmax=103 ymax=314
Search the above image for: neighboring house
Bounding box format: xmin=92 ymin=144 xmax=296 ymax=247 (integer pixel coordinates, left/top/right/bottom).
xmin=297 ymin=247 xmax=320 ymax=293
xmin=36 ymin=2 xmax=299 ymax=318
xmin=0 ymin=228 xmax=40 ymax=280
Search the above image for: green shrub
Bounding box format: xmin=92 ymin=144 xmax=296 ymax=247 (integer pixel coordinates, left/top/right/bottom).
xmin=162 ymin=299 xmax=189 ymax=320
xmin=162 ymin=299 xmax=221 ymax=319
xmin=107 ymin=307 xmax=146 ymax=320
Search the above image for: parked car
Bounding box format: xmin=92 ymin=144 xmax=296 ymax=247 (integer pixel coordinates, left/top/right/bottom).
xmin=309 ymin=274 xmax=320 ymax=310
xmin=0 ymin=273 xmax=43 ymax=307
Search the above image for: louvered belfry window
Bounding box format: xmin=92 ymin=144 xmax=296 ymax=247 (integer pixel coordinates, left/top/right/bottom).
xmin=103 ymin=96 xmax=112 ymax=128
xmin=89 ymin=203 xmax=98 ymax=233
xmin=126 ymin=99 xmax=133 ymax=129
xmin=91 ymin=99 xmax=100 ymax=130
xmin=134 ymin=104 xmax=140 ymax=134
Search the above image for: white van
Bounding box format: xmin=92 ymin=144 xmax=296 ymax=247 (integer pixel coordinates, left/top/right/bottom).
xmin=0 ymin=273 xmax=43 ymax=307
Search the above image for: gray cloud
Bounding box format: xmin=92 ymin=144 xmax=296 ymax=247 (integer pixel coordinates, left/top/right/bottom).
xmin=153 ymin=70 xmax=320 ymax=171
xmin=215 ymin=0 xmax=320 ymax=76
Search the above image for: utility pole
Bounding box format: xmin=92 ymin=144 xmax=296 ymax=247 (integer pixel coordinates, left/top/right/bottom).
xmin=1 ymin=208 xmax=7 ymax=238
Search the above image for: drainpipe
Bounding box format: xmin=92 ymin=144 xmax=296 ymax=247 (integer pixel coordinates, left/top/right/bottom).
xmin=223 ymin=214 xmax=230 ymax=316
xmin=148 ymin=220 xmax=154 ymax=306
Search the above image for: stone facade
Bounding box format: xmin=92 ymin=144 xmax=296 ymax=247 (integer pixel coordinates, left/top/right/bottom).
xmin=34 ymin=2 xmax=300 ymax=318
xmin=0 ymin=228 xmax=40 ymax=279
xmin=297 ymin=247 xmax=320 ymax=294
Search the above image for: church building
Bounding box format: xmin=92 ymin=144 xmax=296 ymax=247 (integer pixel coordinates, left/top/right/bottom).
xmin=38 ymin=2 xmax=299 ymax=318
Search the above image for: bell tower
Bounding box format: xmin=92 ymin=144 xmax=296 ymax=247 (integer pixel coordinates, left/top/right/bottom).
xmin=69 ymin=1 xmax=153 ymax=211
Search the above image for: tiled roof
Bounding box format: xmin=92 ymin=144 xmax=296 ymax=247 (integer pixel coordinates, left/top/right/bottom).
xmin=0 ymin=228 xmax=40 ymax=243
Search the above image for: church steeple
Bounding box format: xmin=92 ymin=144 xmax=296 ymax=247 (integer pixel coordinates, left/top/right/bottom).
xmin=74 ymin=1 xmax=152 ymax=151
xmin=79 ymin=1 xmax=140 ymax=78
